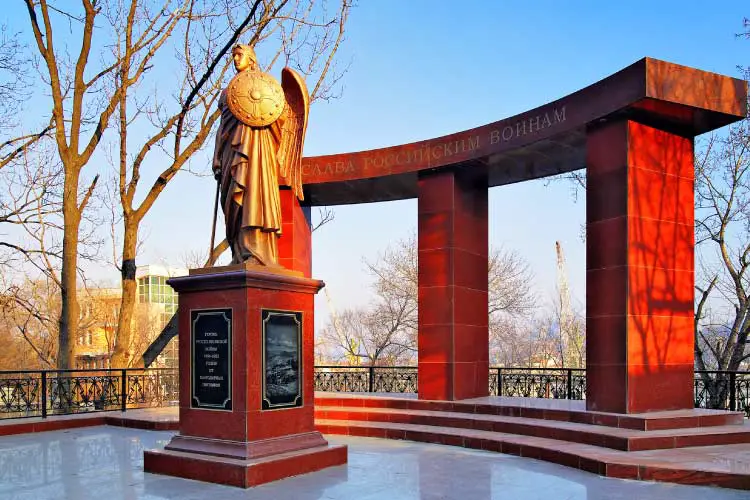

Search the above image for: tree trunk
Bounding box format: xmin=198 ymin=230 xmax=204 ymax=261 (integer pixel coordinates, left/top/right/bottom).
xmin=111 ymin=220 xmax=138 ymax=368
xmin=58 ymin=173 xmax=81 ymax=370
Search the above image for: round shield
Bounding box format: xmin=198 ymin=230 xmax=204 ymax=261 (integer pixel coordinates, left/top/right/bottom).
xmin=226 ymin=70 xmax=285 ymax=127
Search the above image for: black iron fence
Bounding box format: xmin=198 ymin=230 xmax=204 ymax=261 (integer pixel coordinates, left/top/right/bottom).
xmin=314 ymin=366 xmax=750 ymax=417
xmin=0 ymin=368 xmax=178 ymax=419
xmin=0 ymin=367 xmax=747 ymax=419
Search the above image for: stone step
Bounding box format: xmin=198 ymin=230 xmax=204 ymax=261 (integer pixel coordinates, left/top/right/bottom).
xmin=314 ymin=418 xmax=750 ymax=490
xmin=315 ymin=405 xmax=750 ymax=451
xmin=314 ymin=394 xmax=745 ymax=430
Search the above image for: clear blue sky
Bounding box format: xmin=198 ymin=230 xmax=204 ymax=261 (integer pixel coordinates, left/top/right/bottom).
xmin=7 ymin=2 xmax=749 ymax=329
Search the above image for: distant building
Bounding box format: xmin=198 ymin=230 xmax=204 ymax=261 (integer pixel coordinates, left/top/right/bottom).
xmin=74 ymin=264 xmax=187 ymax=370
xmin=136 ymin=265 xmax=187 ymax=368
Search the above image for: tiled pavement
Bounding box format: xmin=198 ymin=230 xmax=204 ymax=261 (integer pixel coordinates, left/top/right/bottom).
xmin=0 ymin=426 xmax=748 ymax=499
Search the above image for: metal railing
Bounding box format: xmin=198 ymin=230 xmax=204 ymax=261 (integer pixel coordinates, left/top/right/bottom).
xmin=313 ymin=366 xmax=418 ymax=393
xmin=0 ymin=367 xmax=747 ymax=419
xmin=0 ymin=368 xmax=178 ymax=419
xmin=314 ymin=366 xmax=750 ymax=417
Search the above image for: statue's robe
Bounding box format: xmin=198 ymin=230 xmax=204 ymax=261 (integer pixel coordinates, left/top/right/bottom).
xmin=213 ymin=89 xmax=284 ymax=265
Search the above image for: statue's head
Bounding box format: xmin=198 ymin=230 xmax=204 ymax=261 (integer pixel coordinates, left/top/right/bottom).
xmin=232 ymin=44 xmax=257 ymax=73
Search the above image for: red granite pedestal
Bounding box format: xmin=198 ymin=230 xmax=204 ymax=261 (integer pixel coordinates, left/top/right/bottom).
xmin=144 ymin=266 xmax=347 ymax=488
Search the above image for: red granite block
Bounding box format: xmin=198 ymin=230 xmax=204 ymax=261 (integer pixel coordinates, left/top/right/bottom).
xmin=628 ymin=218 xmax=694 ymax=271
xmin=627 ymin=364 xmax=695 ymax=413
xmin=418 ymin=286 xmax=454 ymax=326
xmin=605 ymin=463 xmax=640 ymax=480
xmin=418 ymin=326 xmax=453 ymax=363
xmin=626 ymin=314 xmax=694 ymax=366
xmin=587 ymin=168 xmax=629 ymax=222
xmin=418 ymin=362 xmax=452 ymax=401
xmin=586 ymin=217 xmax=627 ymax=270
xmin=586 ymin=315 xmax=627 ymax=367
xmin=586 ymin=363 xmax=627 ymax=414
xmin=628 ymin=168 xmax=694 ymax=224
xmin=587 ymin=120 xmax=628 ymax=177
xmin=627 ymin=121 xmax=694 ymax=178
xmin=627 ymin=267 xmax=694 ymax=317
xmin=587 ymin=267 xmax=627 ymax=317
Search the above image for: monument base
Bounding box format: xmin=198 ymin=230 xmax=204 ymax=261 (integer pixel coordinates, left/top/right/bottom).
xmin=144 ymin=441 xmax=347 ymax=488
xmin=143 ymin=267 xmax=347 ymax=488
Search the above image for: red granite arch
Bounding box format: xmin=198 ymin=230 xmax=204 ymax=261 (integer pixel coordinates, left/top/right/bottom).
xmin=282 ymin=57 xmax=747 ymax=412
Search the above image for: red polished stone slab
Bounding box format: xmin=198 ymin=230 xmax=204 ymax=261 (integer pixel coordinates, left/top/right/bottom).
xmin=315 ymin=405 xmax=750 ymax=452
xmin=315 ymin=394 xmax=745 ymax=430
xmin=628 ymin=218 xmax=694 ymax=271
xmin=165 ymin=431 xmax=328 ymax=460
xmin=144 ymin=444 xmax=347 ymax=488
xmin=417 ymin=362 xmax=452 ymax=401
xmin=627 ymin=364 xmax=695 ymax=414
xmin=586 ymin=217 xmax=628 ymax=270
xmin=627 ymin=267 xmax=694 ymax=318
xmin=626 ymin=315 xmax=694 ymax=366
xmin=586 ymin=315 xmax=627 ymax=367
xmin=627 ymin=121 xmax=694 ymax=178
xmin=628 ymin=168 xmax=694 ymax=223
xmin=586 ymin=267 xmax=628 ymax=318
xmin=315 ymin=418 xmax=750 ymax=490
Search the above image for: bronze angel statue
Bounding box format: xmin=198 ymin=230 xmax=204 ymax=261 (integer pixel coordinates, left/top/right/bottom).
xmin=211 ymin=43 xmax=309 ymax=266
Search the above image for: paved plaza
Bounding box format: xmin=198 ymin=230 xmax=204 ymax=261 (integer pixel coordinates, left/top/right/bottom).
xmin=0 ymin=426 xmax=746 ymax=500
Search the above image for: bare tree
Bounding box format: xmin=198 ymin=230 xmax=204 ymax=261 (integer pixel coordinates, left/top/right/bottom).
xmin=693 ymin=115 xmax=750 ymax=406
xmin=319 ymin=234 xmax=537 ymax=366
xmin=18 ymin=1 xmax=350 ymax=368
xmin=108 ymin=0 xmax=351 ymax=367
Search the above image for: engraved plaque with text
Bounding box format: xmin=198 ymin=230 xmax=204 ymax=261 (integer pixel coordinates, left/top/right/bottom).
xmin=262 ymin=309 xmax=302 ymax=410
xmin=191 ymin=308 xmax=232 ymax=411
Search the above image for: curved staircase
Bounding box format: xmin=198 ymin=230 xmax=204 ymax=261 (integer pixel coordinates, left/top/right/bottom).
xmin=314 ymin=393 xmax=750 ymax=490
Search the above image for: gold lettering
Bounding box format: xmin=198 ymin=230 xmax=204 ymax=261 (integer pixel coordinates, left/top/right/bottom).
xmin=443 ymin=142 xmax=454 ymax=157
xmin=516 ymin=120 xmax=527 ymax=137
xmin=490 ymin=130 xmax=500 ymax=145
xmin=541 ymin=113 xmax=552 ymax=128
xmin=468 ymin=135 xmax=480 ymax=150
xmin=432 ymin=146 xmax=443 ymax=159
xmin=529 ymin=115 xmax=541 ymax=133
xmin=302 ymin=164 xmax=311 ymax=176
xmin=502 ymin=126 xmax=513 ymax=141
xmin=396 ymin=151 xmax=408 ymax=164
xmin=346 ymin=161 xmax=355 ymax=173
xmin=554 ymin=106 xmax=566 ymax=123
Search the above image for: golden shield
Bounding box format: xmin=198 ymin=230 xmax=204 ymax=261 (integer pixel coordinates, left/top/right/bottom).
xmin=226 ymin=70 xmax=285 ymax=127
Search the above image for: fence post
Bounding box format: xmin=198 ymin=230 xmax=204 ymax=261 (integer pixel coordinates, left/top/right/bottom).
xmin=368 ymin=366 xmax=375 ymax=393
xmin=729 ymin=371 xmax=737 ymax=411
xmin=121 ymin=369 xmax=127 ymax=412
xmin=566 ymin=369 xmax=573 ymax=399
xmin=497 ymin=368 xmax=502 ymax=397
xmin=41 ymin=371 xmax=47 ymax=419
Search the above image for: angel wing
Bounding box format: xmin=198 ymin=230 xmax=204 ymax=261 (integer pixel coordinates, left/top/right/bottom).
xmin=277 ymin=67 xmax=310 ymax=201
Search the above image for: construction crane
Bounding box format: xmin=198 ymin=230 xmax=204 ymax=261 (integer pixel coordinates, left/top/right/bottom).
xmin=555 ymin=241 xmax=573 ymax=367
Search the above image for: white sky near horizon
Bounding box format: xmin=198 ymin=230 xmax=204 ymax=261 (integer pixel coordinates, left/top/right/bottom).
xmin=3 ymin=1 xmax=749 ymax=334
